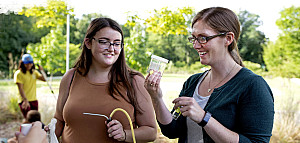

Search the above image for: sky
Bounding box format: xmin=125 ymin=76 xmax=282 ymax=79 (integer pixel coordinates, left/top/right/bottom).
xmin=1 ymin=0 xmax=300 ymax=42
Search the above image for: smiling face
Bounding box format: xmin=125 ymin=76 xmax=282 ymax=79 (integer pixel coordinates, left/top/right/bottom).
xmin=192 ymin=20 xmax=229 ymax=66
xmin=85 ymin=27 xmax=122 ymax=69
xmin=24 ymin=63 xmax=33 ymax=71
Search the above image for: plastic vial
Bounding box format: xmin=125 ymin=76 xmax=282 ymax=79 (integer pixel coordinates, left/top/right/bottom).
xmin=171 ymin=107 xmax=181 ymax=120
xmin=147 ymin=55 xmax=169 ymax=74
xmin=20 ymin=124 xmax=32 ymax=136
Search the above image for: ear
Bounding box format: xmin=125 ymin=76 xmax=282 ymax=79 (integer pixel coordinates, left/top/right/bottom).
xmin=225 ymin=32 xmax=234 ymax=46
xmin=84 ymin=38 xmax=92 ymax=49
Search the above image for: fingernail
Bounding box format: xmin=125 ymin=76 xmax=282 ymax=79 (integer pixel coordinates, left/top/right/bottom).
xmin=15 ymin=131 xmax=20 ymax=136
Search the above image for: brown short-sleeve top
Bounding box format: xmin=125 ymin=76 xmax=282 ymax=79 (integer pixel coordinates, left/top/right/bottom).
xmin=61 ymin=72 xmax=136 ymax=143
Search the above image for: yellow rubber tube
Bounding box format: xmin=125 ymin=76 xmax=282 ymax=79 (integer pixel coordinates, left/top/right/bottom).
xmin=110 ymin=108 xmax=136 ymax=143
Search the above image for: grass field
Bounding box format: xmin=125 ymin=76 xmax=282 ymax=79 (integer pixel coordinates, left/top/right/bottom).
xmin=0 ymin=74 xmax=299 ymax=142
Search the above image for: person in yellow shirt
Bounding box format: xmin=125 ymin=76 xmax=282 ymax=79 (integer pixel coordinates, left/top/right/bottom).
xmin=14 ymin=54 xmax=46 ymax=118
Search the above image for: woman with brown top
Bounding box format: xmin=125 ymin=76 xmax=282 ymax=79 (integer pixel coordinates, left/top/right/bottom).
xmin=54 ymin=18 xmax=157 ymax=142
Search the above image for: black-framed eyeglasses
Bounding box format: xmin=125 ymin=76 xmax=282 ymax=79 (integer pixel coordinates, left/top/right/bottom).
xmin=92 ymin=38 xmax=122 ymax=52
xmin=188 ymin=32 xmax=227 ymax=44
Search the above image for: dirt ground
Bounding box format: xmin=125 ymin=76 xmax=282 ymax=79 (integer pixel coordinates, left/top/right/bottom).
xmin=0 ymin=121 xmax=22 ymax=141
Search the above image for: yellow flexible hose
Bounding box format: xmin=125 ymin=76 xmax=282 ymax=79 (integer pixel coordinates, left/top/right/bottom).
xmin=110 ymin=108 xmax=136 ymax=143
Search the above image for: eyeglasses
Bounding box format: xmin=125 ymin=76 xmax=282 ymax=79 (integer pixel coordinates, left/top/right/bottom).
xmin=188 ymin=32 xmax=227 ymax=44
xmin=92 ymin=38 xmax=122 ymax=52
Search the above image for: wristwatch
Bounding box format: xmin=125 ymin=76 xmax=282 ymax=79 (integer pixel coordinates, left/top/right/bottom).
xmin=198 ymin=111 xmax=211 ymax=127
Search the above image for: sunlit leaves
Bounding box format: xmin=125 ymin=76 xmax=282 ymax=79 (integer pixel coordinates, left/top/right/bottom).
xmin=276 ymin=6 xmax=300 ymax=34
xmin=19 ymin=0 xmax=73 ymax=29
xmin=124 ymin=14 xmax=149 ymax=73
xmin=27 ymin=26 xmax=80 ymax=74
xmin=264 ymin=6 xmax=300 ymax=78
xmin=145 ymin=7 xmax=194 ymax=36
xmin=21 ymin=0 xmax=78 ymax=74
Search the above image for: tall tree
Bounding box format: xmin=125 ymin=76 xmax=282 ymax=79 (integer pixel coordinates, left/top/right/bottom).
xmin=72 ymin=13 xmax=107 ymax=45
xmin=124 ymin=15 xmax=149 ymax=73
xmin=0 ymin=11 xmax=49 ymax=78
xmin=145 ymin=7 xmax=195 ymax=64
xmin=19 ymin=0 xmax=73 ymax=29
xmin=146 ymin=7 xmax=193 ymax=36
xmin=263 ymin=6 xmax=300 ymax=78
xmin=27 ymin=26 xmax=80 ymax=74
xmin=238 ymin=10 xmax=267 ymax=65
xmin=20 ymin=0 xmax=75 ymax=75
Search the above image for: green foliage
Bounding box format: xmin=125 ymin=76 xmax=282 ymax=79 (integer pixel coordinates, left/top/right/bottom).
xmin=175 ymin=61 xmax=186 ymax=67
xmin=2 ymin=3 xmax=298 ymax=80
xmin=8 ymin=95 xmax=21 ymax=114
xmin=27 ymin=26 xmax=81 ymax=74
xmin=238 ymin=10 xmax=267 ymax=65
xmin=18 ymin=0 xmax=81 ymax=75
xmin=146 ymin=7 xmax=194 ymax=36
xmin=124 ymin=15 xmax=150 ymax=73
xmin=189 ymin=61 xmax=208 ymax=72
xmin=0 ymin=94 xmax=22 ymax=123
xmin=276 ymin=6 xmax=300 ymax=33
xmin=165 ymin=61 xmax=208 ymax=74
xmin=263 ymin=6 xmax=300 ymax=78
xmin=0 ymin=11 xmax=49 ymax=79
xmin=146 ymin=33 xmax=173 ymax=61
xmin=19 ymin=0 xmax=73 ymax=29
xmin=69 ymin=44 xmax=82 ymax=68
xmin=243 ymin=61 xmax=266 ymax=76
xmin=130 ymin=7 xmax=198 ymax=70
xmin=263 ymin=41 xmax=285 ymax=76
xmin=72 ymin=13 xmax=108 ymax=45
xmin=144 ymin=7 xmax=196 ymax=66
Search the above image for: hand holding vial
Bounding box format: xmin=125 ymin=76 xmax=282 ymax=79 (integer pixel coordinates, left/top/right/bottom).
xmin=17 ymin=122 xmax=48 ymax=143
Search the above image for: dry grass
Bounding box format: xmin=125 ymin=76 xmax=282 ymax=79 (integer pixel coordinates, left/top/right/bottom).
xmin=271 ymin=112 xmax=300 ymax=142
xmin=269 ymin=78 xmax=300 ymax=143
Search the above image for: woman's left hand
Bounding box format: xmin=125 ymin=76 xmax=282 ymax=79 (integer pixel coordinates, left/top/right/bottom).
xmin=106 ymin=119 xmax=126 ymax=142
xmin=172 ymin=97 xmax=206 ymax=123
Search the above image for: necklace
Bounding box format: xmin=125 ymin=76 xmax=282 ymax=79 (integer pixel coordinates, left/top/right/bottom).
xmin=208 ymin=63 xmax=237 ymax=93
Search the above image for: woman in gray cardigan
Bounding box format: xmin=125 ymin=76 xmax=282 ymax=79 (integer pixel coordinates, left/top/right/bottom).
xmin=145 ymin=7 xmax=274 ymax=143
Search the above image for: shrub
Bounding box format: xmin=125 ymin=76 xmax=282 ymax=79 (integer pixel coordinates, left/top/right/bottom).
xmin=8 ymin=95 xmax=20 ymax=114
xmin=174 ymin=61 xmax=186 ymax=67
xmin=243 ymin=61 xmax=267 ymax=76
xmin=189 ymin=61 xmax=209 ymax=73
xmin=0 ymin=94 xmax=22 ymax=123
xmin=165 ymin=61 xmax=209 ymax=74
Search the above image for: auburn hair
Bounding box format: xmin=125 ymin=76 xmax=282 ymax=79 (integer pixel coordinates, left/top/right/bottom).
xmin=192 ymin=7 xmax=244 ymax=67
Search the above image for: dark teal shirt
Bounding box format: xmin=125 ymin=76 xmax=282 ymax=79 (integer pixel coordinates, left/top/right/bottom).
xmin=158 ymin=68 xmax=274 ymax=143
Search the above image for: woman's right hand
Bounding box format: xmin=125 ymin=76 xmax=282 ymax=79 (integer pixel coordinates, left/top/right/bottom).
xmin=21 ymin=100 xmax=30 ymax=109
xmin=106 ymin=119 xmax=126 ymax=142
xmin=145 ymin=71 xmax=173 ymax=124
xmin=144 ymin=70 xmax=163 ymax=100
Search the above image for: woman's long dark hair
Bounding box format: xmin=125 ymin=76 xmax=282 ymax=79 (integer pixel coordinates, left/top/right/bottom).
xmin=18 ymin=60 xmax=35 ymax=74
xmin=73 ymin=18 xmax=143 ymax=114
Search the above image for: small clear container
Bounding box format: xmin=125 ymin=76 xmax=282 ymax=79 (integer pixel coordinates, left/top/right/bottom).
xmin=20 ymin=124 xmax=32 ymax=136
xmin=147 ymin=55 xmax=169 ymax=74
